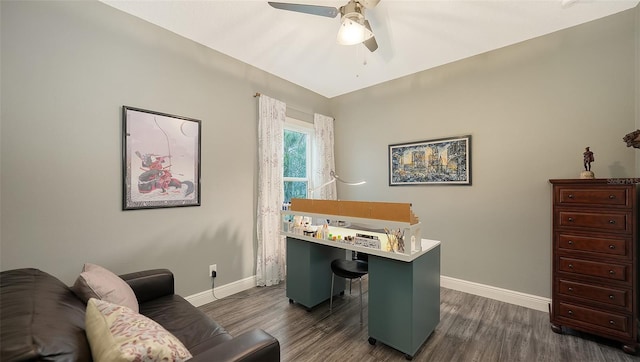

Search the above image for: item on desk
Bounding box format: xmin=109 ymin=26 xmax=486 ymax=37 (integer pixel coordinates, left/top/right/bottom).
xmin=329 ymin=220 xmax=350 ymax=228
xmin=384 ymin=228 xmax=405 ymax=253
xmin=383 ymin=228 xmax=395 ymax=252
xmin=411 ymin=235 xmax=419 ymax=252
xmin=320 ymin=224 xmax=329 ymax=240
xmin=290 ymin=220 xmax=299 ymax=234
xmin=386 ymin=239 xmax=394 ymax=252
xmin=354 ymin=233 xmax=381 ymax=249
xmin=303 ymin=224 xmax=317 ymax=237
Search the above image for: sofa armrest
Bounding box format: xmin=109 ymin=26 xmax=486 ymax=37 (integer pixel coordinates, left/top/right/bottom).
xmin=119 ymin=269 xmax=174 ymax=304
xmin=189 ymin=329 xmax=280 ymax=362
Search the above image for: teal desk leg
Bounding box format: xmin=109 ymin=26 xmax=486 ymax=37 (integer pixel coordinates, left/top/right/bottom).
xmin=286 ymin=237 xmax=346 ymax=310
xmin=368 ymin=245 xmax=441 ymax=359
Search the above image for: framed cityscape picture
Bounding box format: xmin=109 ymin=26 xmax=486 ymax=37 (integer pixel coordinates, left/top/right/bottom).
xmin=389 ymin=135 xmax=471 ymax=186
xmin=122 ymin=106 xmax=201 ymax=210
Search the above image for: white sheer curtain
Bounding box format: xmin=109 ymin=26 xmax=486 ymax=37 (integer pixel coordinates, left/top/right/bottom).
xmin=256 ymin=95 xmax=286 ymax=286
xmin=312 ymin=113 xmax=337 ymax=200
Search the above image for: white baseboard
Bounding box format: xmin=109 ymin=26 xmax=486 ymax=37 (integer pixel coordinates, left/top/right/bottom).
xmin=186 ymin=274 xmax=551 ymax=313
xmin=185 ymin=275 xmax=257 ymax=307
xmin=441 ymin=276 xmax=551 ymax=313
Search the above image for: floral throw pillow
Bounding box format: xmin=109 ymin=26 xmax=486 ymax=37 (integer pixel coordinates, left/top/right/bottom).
xmin=85 ymin=298 xmax=192 ymax=362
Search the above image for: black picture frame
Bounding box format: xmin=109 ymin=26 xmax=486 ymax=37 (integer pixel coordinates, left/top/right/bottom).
xmin=122 ymin=106 xmax=201 ymax=210
xmin=389 ymin=135 xmax=471 ymax=186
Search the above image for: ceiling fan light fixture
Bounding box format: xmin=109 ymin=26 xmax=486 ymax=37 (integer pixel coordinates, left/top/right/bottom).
xmin=336 ymin=12 xmax=373 ymax=45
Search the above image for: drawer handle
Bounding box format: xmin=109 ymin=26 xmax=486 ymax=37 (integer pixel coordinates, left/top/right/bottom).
xmin=609 ymin=295 xmax=615 ymax=300
xmin=609 ymin=320 xmax=615 ymax=325
xmin=609 ymin=195 xmax=616 ymax=199
xmin=568 ymin=217 xmax=574 ymax=222
xmin=568 ymin=310 xmax=573 ymax=316
xmin=568 ymin=264 xmax=574 ymax=269
xmin=609 ymin=220 xmax=616 ymax=224
xmin=568 ymin=240 xmax=574 ymax=245
xmin=609 ymin=245 xmax=616 ymax=250
xmin=609 ymin=270 xmax=615 ymax=275
xmin=568 ymin=194 xmax=575 ymax=199
xmin=568 ymin=287 xmax=574 ymax=292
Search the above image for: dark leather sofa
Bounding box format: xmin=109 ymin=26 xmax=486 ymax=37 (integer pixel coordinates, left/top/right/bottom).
xmin=0 ymin=268 xmax=280 ymax=361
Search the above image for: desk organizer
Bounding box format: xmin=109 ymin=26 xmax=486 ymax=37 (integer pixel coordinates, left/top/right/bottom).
xmin=282 ymin=199 xmax=422 ymax=258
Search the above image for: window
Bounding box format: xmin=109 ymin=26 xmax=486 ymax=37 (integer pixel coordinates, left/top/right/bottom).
xmin=283 ymin=118 xmax=313 ymax=203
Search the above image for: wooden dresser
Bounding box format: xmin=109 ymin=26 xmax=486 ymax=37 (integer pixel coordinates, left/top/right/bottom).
xmin=549 ymin=179 xmax=638 ymax=354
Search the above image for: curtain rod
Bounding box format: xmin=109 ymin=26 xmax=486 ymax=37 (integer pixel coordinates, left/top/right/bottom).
xmin=253 ymin=92 xmax=325 ymax=121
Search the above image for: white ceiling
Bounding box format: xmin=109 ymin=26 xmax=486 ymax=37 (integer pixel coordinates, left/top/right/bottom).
xmin=101 ymin=0 xmax=638 ymax=98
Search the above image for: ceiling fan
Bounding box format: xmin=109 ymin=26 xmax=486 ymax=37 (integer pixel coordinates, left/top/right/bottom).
xmin=268 ymin=0 xmax=380 ymax=52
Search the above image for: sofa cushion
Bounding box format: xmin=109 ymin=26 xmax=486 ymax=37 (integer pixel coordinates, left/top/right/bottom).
xmin=139 ymin=294 xmax=233 ymax=353
xmin=85 ymin=298 xmax=192 ymax=362
xmin=72 ymin=263 xmax=139 ymax=312
xmin=0 ymin=268 xmax=92 ymax=361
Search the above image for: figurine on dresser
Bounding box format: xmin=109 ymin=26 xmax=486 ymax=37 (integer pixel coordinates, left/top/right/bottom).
xmin=623 ymin=129 xmax=640 ymax=148
xmin=581 ymin=147 xmax=594 ymax=179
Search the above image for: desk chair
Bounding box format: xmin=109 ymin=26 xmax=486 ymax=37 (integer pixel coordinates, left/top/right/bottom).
xmin=329 ymin=252 xmax=368 ymax=325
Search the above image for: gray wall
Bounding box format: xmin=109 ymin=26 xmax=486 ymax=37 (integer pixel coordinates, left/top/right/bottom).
xmin=331 ymin=8 xmax=638 ymax=298
xmin=1 ymin=1 xmax=638 ymax=301
xmin=0 ymin=0 xmax=330 ymax=295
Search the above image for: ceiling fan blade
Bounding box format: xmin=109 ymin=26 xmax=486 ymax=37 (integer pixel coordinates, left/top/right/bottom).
xmin=359 ymin=0 xmax=381 ymax=9
xmin=363 ymin=20 xmax=378 ymax=52
xmin=268 ymin=2 xmax=339 ymax=18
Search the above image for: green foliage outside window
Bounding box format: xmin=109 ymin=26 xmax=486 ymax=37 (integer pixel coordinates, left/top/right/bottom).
xmin=284 ymin=129 xmax=308 ymax=203
xmin=284 ymin=181 xmax=307 ymax=203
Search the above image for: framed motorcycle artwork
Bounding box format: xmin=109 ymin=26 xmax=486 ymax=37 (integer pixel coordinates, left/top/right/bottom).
xmin=122 ymin=106 xmax=201 ymax=210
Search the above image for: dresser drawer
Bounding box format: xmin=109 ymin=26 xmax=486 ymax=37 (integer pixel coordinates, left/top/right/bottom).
xmin=556 ymin=187 xmax=631 ymax=208
xmin=558 ymin=257 xmax=630 ymax=283
xmin=557 ymin=210 xmax=631 ymax=233
xmin=556 ymin=233 xmax=629 ymax=258
xmin=558 ymin=279 xmax=631 ymax=310
xmin=558 ymin=302 xmax=630 ymax=334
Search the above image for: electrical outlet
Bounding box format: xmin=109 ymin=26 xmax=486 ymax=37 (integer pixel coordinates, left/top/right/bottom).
xmin=209 ymin=264 xmax=217 ymax=278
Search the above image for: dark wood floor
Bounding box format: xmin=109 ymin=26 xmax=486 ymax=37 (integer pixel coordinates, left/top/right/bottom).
xmin=199 ymin=277 xmax=638 ymax=361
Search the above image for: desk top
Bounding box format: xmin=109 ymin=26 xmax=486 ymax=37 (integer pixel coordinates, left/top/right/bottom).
xmin=284 ymin=231 xmax=440 ymax=262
